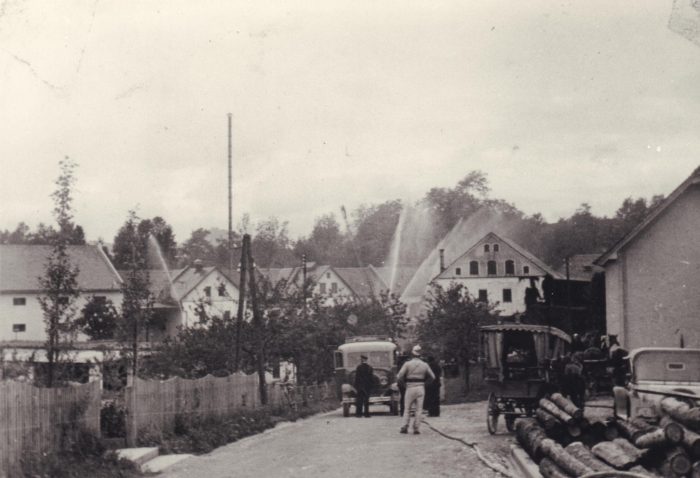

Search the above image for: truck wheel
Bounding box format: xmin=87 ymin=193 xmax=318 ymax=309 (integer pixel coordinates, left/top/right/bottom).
xmin=343 ymin=403 xmax=350 ymax=417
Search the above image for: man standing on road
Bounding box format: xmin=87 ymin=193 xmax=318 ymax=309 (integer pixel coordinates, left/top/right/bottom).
xmin=397 ymin=345 xmax=435 ymax=435
xmin=354 ymin=354 xmax=374 ymax=417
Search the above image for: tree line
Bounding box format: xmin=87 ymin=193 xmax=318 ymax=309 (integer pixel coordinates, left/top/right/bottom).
xmin=2 ymin=171 xmax=664 ymax=273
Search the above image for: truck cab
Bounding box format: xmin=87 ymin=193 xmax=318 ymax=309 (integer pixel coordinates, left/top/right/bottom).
xmin=334 ymin=336 xmax=400 ymax=417
xmin=613 ymin=347 xmax=700 ymax=420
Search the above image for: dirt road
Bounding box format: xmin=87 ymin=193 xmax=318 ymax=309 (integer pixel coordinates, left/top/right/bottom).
xmin=162 ymin=402 xmax=516 ymax=478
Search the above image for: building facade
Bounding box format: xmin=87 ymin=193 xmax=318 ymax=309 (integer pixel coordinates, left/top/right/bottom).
xmin=432 ymin=232 xmax=560 ymax=316
xmin=595 ymin=167 xmax=700 ymax=349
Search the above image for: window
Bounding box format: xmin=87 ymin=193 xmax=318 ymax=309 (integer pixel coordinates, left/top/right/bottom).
xmin=203 ymin=286 xmax=211 ymax=298
xmin=523 ymin=265 xmax=530 ymax=274
xmin=469 ymin=261 xmax=479 ymax=275
xmin=13 ymin=297 xmax=26 ymax=306
xmin=487 ymin=261 xmax=497 ymax=275
xmin=319 ymin=283 xmax=327 ymax=294
xmin=478 ymin=290 xmax=488 ymax=302
xmin=94 ymin=296 xmax=107 ymax=304
xmin=58 ymin=297 xmax=69 ymax=305
xmin=12 ymin=324 xmax=26 ymax=333
xmin=493 ymin=244 xmax=500 ymax=252
xmin=218 ymin=284 xmax=226 ymax=297
xmin=327 ymin=272 xmax=331 ymax=279
xmin=455 ymin=267 xmax=462 ymax=276
xmin=331 ymin=282 xmax=338 ymax=293
xmin=503 ymin=289 xmax=512 ymax=303
xmin=505 ymin=260 xmax=515 ymax=275
xmin=484 ymin=244 xmax=490 ymax=252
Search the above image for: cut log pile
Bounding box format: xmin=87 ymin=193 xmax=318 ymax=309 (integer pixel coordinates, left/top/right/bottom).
xmin=514 ymin=393 xmax=700 ymax=477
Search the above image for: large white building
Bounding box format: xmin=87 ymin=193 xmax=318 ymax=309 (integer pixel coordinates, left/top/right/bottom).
xmin=432 ymin=232 xmax=561 ymax=316
xmin=0 ymin=244 xmax=123 ymax=342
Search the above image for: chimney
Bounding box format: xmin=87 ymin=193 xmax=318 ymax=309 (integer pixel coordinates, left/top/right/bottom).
xmin=439 ymin=249 xmax=446 ymax=273
xmin=193 ymin=259 xmax=204 ymax=273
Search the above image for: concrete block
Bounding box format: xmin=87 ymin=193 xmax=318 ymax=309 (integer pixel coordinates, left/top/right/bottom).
xmin=114 ymin=447 xmax=160 ymax=467
xmin=141 ymin=454 xmax=194 ymax=473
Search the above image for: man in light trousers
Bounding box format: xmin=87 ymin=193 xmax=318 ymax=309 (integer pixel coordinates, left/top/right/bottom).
xmin=396 ymin=345 xmax=435 ymax=435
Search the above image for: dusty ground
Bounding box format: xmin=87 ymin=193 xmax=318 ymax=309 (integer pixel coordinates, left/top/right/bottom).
xmin=161 ymin=401 xmax=517 ymax=478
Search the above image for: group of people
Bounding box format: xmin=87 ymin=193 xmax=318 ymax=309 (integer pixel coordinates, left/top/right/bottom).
xmin=353 ymin=345 xmax=442 ymax=435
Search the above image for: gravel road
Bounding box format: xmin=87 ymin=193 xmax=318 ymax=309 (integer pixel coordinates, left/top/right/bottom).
xmin=161 ymin=401 xmax=516 ymax=478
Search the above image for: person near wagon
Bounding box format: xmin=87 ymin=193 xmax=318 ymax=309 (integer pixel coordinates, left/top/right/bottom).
xmin=354 ymin=354 xmax=374 ymax=417
xmin=423 ymin=355 xmax=442 ymax=417
xmin=397 ymin=345 xmax=435 ymax=435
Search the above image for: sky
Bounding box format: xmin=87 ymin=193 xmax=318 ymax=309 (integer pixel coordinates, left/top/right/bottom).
xmin=1 ymin=0 xmax=699 ymax=244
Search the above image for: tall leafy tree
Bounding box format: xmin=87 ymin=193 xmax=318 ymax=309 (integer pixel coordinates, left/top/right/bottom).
xmin=352 ymin=200 xmax=403 ymax=267
xmin=117 ymin=210 xmax=155 ymax=377
xmin=76 ymin=295 xmax=119 ymax=340
xmin=417 ymin=283 xmax=498 ymax=373
xmin=112 ymin=215 xmax=177 ymax=269
xmin=178 ymin=228 xmax=217 ymax=267
xmin=37 ymin=158 xmax=81 ymax=387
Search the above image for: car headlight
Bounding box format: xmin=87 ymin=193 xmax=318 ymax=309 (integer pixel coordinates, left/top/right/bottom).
xmin=380 ymin=376 xmax=388 ymax=386
xmin=341 ymin=383 xmax=355 ymax=394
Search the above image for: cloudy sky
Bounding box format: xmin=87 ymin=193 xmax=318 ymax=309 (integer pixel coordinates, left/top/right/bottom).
xmin=1 ymin=0 xmax=699 ymax=243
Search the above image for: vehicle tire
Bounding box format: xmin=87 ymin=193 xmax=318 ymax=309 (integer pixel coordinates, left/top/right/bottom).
xmin=343 ymin=403 xmax=350 ymax=417
xmin=487 ymin=392 xmax=499 ymax=435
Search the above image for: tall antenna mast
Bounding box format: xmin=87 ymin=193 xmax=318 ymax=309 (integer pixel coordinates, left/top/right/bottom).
xmin=228 ymin=113 xmax=233 ymax=283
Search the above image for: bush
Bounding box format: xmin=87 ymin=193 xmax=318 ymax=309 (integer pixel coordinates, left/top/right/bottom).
xmin=21 ymin=429 xmax=140 ymax=478
xmin=101 ymin=401 xmax=126 ymax=438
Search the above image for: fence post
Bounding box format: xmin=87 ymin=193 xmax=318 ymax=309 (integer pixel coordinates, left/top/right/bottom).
xmin=126 ymin=372 xmax=137 ymax=447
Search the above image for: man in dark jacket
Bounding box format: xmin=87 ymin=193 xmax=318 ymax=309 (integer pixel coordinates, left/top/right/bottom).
xmin=423 ymin=356 xmax=442 ymax=417
xmin=354 ymin=355 xmax=374 ymax=417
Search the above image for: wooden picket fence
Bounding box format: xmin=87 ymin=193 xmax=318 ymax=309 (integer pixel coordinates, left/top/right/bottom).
xmin=126 ymin=372 xmax=259 ymax=439
xmin=0 ymin=380 xmax=101 ymax=477
xmin=126 ymin=374 xmax=337 ymax=441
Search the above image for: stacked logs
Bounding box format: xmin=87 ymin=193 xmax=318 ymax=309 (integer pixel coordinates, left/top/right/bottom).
xmin=515 ymin=392 xmax=700 ymax=477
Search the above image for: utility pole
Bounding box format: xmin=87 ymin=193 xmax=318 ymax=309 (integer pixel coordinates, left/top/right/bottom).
xmin=302 ymin=253 xmax=307 ymax=318
xmin=247 ymin=237 xmax=268 ymax=405
xmin=565 ymin=256 xmax=572 ymax=326
xmin=234 ymin=235 xmax=248 ymax=372
xmin=227 ymin=113 xmax=234 ymax=296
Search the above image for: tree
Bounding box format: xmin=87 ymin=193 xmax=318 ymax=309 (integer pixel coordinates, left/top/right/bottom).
xmin=423 ymin=171 xmax=490 ymax=238
xmin=352 ymin=200 xmax=403 ymax=267
xmin=76 ymin=296 xmax=119 ymax=340
xmin=251 ymin=217 xmax=296 ymax=267
xmin=117 ymin=210 xmax=154 ymax=377
xmin=295 ymin=214 xmax=350 ymax=265
xmin=177 ymin=228 xmax=217 ymax=267
xmin=417 ymin=283 xmax=498 ymax=375
xmin=37 ymin=158 xmax=81 ymax=387
xmin=112 ymin=215 xmax=177 ymax=269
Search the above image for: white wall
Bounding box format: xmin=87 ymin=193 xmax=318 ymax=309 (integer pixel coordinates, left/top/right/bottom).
xmin=434 ymin=276 xmax=539 ymax=316
xmin=0 ymin=291 xmax=122 ymax=342
xmin=180 ymin=272 xmax=240 ymax=328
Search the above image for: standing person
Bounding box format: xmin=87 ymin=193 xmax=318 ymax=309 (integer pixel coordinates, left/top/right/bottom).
xmin=354 ymin=354 xmax=374 ymax=418
xmin=396 ymin=352 xmax=410 ymax=416
xmin=423 ymin=356 xmax=442 ymax=417
xmin=397 ymin=345 xmax=435 ymax=435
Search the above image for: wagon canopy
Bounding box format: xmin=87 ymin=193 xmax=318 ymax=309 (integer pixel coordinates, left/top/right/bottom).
xmin=481 ymin=324 xmax=571 ymax=370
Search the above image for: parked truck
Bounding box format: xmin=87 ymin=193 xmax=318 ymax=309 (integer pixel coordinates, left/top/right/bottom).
xmin=333 ymin=336 xmax=400 ymax=417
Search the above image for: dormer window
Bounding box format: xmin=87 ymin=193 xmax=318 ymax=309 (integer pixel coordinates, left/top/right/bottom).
xmin=493 ymin=244 xmax=500 ymax=252
xmin=204 ymin=286 xmax=211 ymax=298
xmin=455 ymin=267 xmax=462 ymax=276
xmin=505 ymin=260 xmax=515 ymax=275
xmin=484 ymin=244 xmax=490 ymax=253
xmin=523 ymin=265 xmax=530 ymax=274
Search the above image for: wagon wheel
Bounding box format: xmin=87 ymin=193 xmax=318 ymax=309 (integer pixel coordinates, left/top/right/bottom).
xmin=486 ymin=392 xmax=499 ymax=434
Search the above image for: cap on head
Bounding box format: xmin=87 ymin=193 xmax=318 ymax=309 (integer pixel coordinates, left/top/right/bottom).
xmin=360 ymin=354 xmax=368 ymax=360
xmin=411 ymin=345 xmax=422 ymax=357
